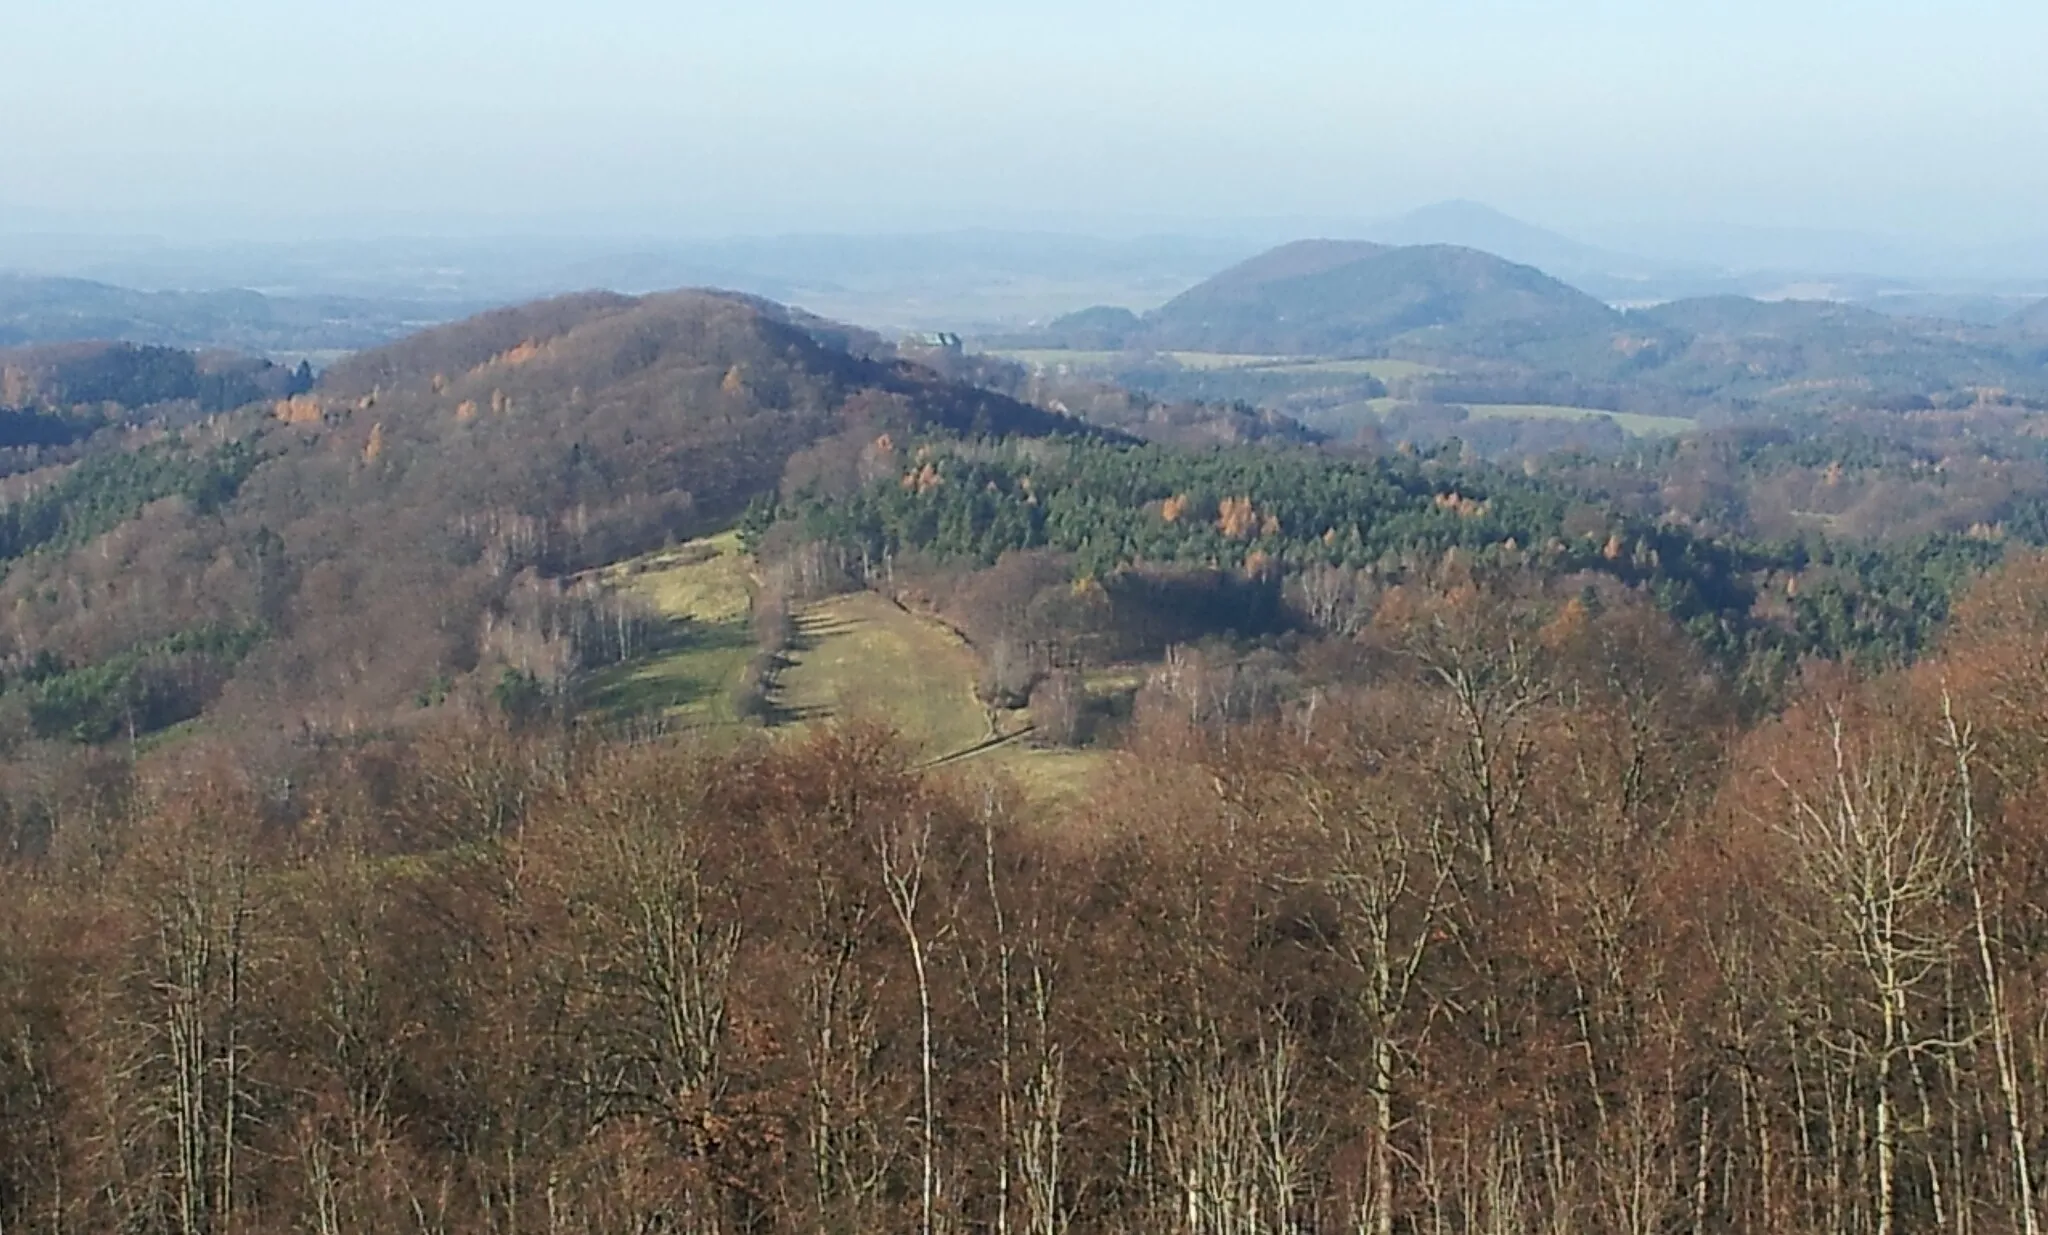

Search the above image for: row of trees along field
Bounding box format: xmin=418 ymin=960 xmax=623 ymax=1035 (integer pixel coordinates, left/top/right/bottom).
xmin=4 ymin=550 xmax=2048 ymax=1234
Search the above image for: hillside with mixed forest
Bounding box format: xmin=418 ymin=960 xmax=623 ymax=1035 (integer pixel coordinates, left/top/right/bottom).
xmin=10 ymin=280 xmax=2048 ymax=1233
xmin=0 ymin=291 xmax=1097 ymax=751
xmin=8 ymin=284 xmax=2048 ymax=757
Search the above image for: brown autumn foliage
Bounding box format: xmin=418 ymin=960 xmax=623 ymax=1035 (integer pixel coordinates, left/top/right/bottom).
xmin=0 ymin=562 xmax=2044 ymax=1233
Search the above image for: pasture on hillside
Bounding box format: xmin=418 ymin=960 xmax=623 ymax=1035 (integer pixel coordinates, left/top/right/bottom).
xmin=578 ymin=532 xmax=756 ymax=729
xmin=587 ymin=533 xmax=1107 ymax=800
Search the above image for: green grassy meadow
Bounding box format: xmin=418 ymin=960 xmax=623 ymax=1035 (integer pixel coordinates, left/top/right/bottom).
xmin=774 ymin=592 xmax=992 ymax=760
xmin=1462 ymin=403 xmax=1696 ymax=436
xmin=577 ymin=533 xmax=756 ymax=729
xmin=585 ymin=533 xmax=1107 ymax=801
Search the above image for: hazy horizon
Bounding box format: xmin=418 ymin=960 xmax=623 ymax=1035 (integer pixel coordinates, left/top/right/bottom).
xmin=7 ymin=0 xmax=2045 ymax=254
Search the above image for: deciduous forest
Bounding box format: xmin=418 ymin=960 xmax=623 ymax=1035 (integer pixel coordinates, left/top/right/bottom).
xmin=2 ymin=286 xmax=2048 ymax=1233
xmin=6 ymin=558 xmax=2048 ymax=1233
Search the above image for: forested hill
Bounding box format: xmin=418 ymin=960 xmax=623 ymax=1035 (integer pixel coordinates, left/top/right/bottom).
xmin=1127 ymin=242 xmax=1621 ymax=356
xmin=316 ymin=290 xmax=1077 ymax=450
xmin=1624 ymin=296 xmax=2043 ymax=402
xmin=0 ymin=290 xmax=1098 ymax=746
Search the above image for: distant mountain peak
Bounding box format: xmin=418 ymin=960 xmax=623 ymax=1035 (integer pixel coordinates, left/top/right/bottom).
xmin=1387 ymin=199 xmax=1540 ymax=228
xmin=1363 ymin=202 xmax=1614 ymax=274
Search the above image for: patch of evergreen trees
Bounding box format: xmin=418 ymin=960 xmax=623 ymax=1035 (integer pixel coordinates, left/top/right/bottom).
xmin=776 ymin=435 xmax=2012 ymax=677
xmin=0 ymin=436 xmax=260 ymax=564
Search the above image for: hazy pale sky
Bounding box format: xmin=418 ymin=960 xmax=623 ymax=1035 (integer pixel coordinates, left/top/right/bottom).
xmin=4 ymin=0 xmax=2044 ymax=241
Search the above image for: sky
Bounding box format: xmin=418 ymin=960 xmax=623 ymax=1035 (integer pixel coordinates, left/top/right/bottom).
xmin=3 ymin=0 xmax=2044 ymax=245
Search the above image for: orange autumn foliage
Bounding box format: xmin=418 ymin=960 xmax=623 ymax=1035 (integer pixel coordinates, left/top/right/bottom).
xmin=901 ymin=463 xmax=944 ymax=494
xmin=1216 ymin=495 xmax=1259 ymax=540
xmin=274 ymin=394 xmax=324 ymax=425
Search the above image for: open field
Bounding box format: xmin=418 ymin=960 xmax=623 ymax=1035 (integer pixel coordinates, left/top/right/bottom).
xmin=991 ymin=348 xmax=1131 ymax=370
xmin=1463 ymin=403 xmax=1696 ymax=436
xmin=775 ymin=592 xmax=992 ymax=760
xmin=579 ymin=621 xmax=755 ymax=729
xmin=776 ymin=593 xmax=1109 ymax=799
xmin=1163 ymin=351 xmax=1296 ymax=370
xmin=588 ymin=533 xmax=1107 ymax=800
xmin=1256 ymin=357 xmax=1436 ymax=380
xmin=578 ymin=532 xmax=755 ymax=729
xmin=989 ymin=348 xmax=1434 ymax=382
xmin=964 ymin=742 xmax=1110 ymax=801
xmin=599 ymin=530 xmax=752 ymax=623
xmin=992 ymin=348 xmax=1293 ymax=371
xmin=1300 ymin=399 xmax=1696 ymax=442
xmin=989 ymin=350 xmax=1701 ymax=438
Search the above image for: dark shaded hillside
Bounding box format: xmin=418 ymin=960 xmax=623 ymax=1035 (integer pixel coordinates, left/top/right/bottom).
xmin=2013 ymin=297 xmax=2048 ymax=333
xmin=0 ymin=291 xmax=1094 ymax=744
xmin=0 ymin=342 xmax=308 ymax=491
xmin=2 ymin=340 xmax=308 ymax=416
xmin=1139 ymin=243 xmax=1620 ymax=356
